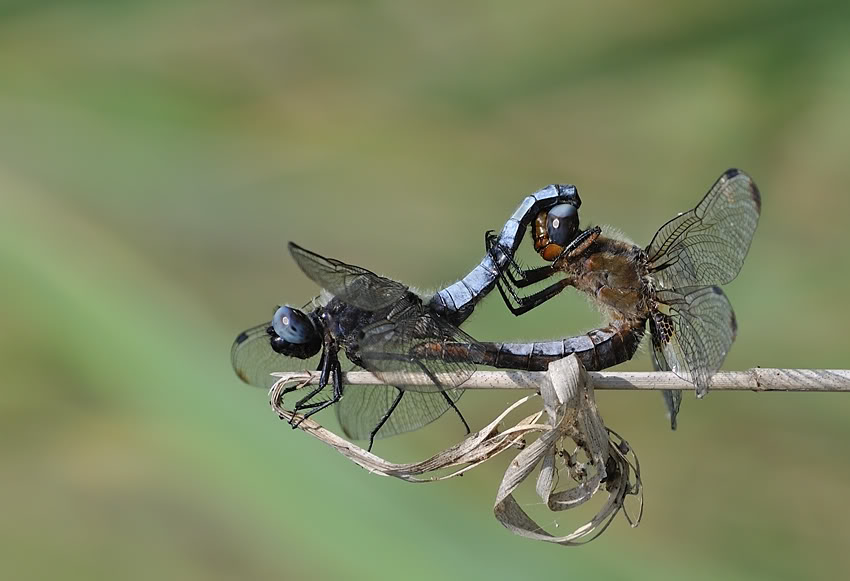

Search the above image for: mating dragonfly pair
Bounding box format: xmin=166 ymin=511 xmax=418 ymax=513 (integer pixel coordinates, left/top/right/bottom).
xmin=232 ymin=169 xmax=761 ymax=451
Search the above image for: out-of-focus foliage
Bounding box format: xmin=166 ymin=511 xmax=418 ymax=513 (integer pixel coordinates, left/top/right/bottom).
xmin=2 ymin=1 xmax=850 ymax=580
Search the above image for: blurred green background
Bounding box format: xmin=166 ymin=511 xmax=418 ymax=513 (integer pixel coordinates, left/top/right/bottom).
xmin=3 ymin=1 xmax=850 ymax=579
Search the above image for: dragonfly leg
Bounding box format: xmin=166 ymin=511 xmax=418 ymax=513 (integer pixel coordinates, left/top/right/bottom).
xmin=277 ymin=383 xmax=311 ymax=404
xmin=489 ymin=226 xmax=602 ymax=316
xmin=511 ymin=265 xmax=560 ymax=288
xmin=291 ymin=345 xmax=331 ymax=410
xmin=366 ymin=388 xmax=405 ymax=452
xmin=557 ymin=226 xmax=601 ymax=261
xmin=493 ymin=263 xmax=561 ymax=313
xmin=290 ymin=399 xmax=331 ymax=410
xmin=277 ymin=348 xmax=329 ymax=405
xmin=412 ymin=359 xmax=470 ymax=434
xmin=292 ymin=352 xmax=343 ymax=428
xmin=275 ymin=348 xmax=327 ymax=407
xmin=497 ymin=277 xmax=572 ymax=316
xmin=485 ymin=230 xmax=558 ymax=288
xmin=441 ymin=390 xmax=470 ymax=434
xmin=486 ymin=229 xmax=565 ymax=314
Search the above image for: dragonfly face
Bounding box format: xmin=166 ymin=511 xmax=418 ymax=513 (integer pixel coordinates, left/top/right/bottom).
xmin=268 ymin=305 xmax=322 ymax=360
xmin=533 ymin=203 xmax=581 ymax=261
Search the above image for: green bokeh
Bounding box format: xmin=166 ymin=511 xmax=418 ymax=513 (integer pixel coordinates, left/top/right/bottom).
xmin=3 ymin=2 xmax=850 ymax=579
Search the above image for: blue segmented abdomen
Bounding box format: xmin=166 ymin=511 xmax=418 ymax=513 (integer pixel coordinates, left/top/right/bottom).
xmin=429 ymin=184 xmax=579 ymax=325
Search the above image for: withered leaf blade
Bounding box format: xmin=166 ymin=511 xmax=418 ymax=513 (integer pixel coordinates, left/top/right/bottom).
xmin=268 ymin=355 xmax=642 ymax=545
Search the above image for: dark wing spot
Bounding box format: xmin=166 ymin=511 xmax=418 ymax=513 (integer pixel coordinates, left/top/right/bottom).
xmin=749 ymin=181 xmax=762 ymax=213
xmin=722 ymin=168 xmax=741 ymax=180
xmin=730 ymin=309 xmax=738 ymax=339
xmin=723 ymin=167 xmax=761 ymax=213
xmin=234 ymin=331 xmax=250 ymax=345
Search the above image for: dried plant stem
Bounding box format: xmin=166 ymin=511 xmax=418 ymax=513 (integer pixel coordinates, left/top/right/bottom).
xmin=271 ymin=368 xmax=850 ymax=392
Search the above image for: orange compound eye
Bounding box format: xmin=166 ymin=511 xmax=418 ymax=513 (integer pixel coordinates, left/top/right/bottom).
xmin=540 ymin=243 xmax=564 ymax=262
xmin=532 ymin=210 xmax=550 ymax=252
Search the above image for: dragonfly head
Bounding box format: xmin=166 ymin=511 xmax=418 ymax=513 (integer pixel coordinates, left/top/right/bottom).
xmin=533 ymin=203 xmax=580 ymax=261
xmin=268 ymin=305 xmax=322 ymax=359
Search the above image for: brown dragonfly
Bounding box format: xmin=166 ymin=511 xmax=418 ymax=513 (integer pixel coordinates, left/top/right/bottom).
xmin=430 ymin=169 xmax=760 ymax=427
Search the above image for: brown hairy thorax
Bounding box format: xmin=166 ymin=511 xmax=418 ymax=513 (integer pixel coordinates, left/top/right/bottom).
xmin=532 ymin=208 xmax=651 ymax=320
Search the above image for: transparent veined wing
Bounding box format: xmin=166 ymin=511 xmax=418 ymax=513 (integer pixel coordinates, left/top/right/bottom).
xmin=651 ymin=348 xmax=682 ymax=430
xmin=650 ymin=286 xmax=737 ymax=397
xmin=646 ymin=169 xmax=760 ymax=289
xmin=231 ymin=321 xmax=322 ymax=390
xmin=357 ymin=300 xmax=485 ymax=394
xmin=336 ymin=384 xmax=463 ymax=441
xmin=288 ymin=242 xmax=409 ymax=311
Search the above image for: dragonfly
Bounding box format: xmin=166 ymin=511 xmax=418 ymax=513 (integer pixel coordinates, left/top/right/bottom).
xmin=231 ymin=185 xmax=581 ymax=450
xmin=426 ymin=169 xmax=761 ymax=428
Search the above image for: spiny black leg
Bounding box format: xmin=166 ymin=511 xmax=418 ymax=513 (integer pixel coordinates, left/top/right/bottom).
xmin=413 ymin=360 xmax=470 ymax=434
xmin=489 ymin=235 xmax=558 ymax=288
xmin=290 ymin=386 xmax=329 ymax=425
xmin=494 ymin=264 xmax=551 ymax=305
xmin=500 ymin=227 xmax=600 ymax=289
xmin=278 ymin=383 xmax=308 ymax=402
xmin=292 ymin=353 xmax=343 ymax=428
xmin=484 ymin=230 xmax=521 ymax=283
xmin=501 ymin=277 xmax=571 ymax=316
xmin=489 ymin=227 xmax=601 ymax=315
xmin=493 ymin=271 xmax=524 ymax=313
xmin=292 ymin=399 xmax=331 ymax=410
xmin=277 ymin=349 xmax=328 ymax=404
xmin=293 ymin=348 xmax=331 ymax=408
xmin=365 ymin=349 xmax=473 ymax=435
xmin=290 ymin=344 xmax=333 ymax=427
xmin=485 ymin=230 xmax=560 ymax=290
xmin=277 ymin=347 xmax=327 ymax=406
xmin=487 ymin=241 xmax=530 ymax=308
xmin=485 ymin=230 xmax=530 ymax=288
xmin=509 ymin=264 xmax=559 ymax=288
xmin=556 ymin=226 xmax=601 ymax=261
xmin=491 ymin=260 xmax=569 ymax=316
xmin=367 ymin=388 xmax=404 ymax=452
xmin=440 ymin=390 xmax=470 ymax=434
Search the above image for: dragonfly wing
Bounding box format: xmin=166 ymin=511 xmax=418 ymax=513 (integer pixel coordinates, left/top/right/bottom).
xmin=646 ymin=169 xmax=761 ymax=289
xmin=231 ymin=321 xmax=323 ymax=389
xmin=357 ymin=302 xmax=485 ymax=394
xmin=336 ymin=384 xmax=461 ymax=441
xmin=288 ymin=242 xmax=409 ymax=311
xmin=651 ymin=286 xmax=737 ymax=397
xmin=650 ymin=345 xmax=682 ymax=430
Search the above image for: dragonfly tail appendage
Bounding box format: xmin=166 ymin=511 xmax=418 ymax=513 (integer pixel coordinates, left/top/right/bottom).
xmin=429 ymin=184 xmax=579 ymax=325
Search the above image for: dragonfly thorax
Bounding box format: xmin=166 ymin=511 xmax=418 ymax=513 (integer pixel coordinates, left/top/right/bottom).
xmin=560 ymin=235 xmax=651 ymax=319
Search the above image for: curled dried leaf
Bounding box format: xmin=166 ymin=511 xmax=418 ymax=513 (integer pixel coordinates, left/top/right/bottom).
xmin=492 ymin=356 xmax=643 ymax=545
xmin=267 ymin=355 xmax=642 ymax=545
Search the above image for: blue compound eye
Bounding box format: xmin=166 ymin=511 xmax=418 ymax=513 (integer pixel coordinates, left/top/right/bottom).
xmin=272 ymin=305 xmax=315 ymax=344
xmin=547 ymin=204 xmax=579 ymax=247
